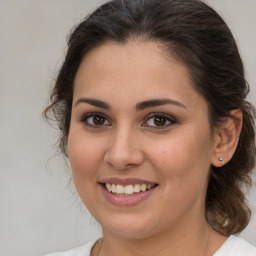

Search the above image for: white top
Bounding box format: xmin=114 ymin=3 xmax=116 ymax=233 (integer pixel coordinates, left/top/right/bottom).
xmin=214 ymin=236 xmax=256 ymax=256
xmin=44 ymin=235 xmax=256 ymax=256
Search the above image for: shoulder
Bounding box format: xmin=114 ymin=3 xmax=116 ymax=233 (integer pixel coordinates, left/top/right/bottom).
xmin=214 ymin=235 xmax=256 ymax=256
xmin=43 ymin=239 xmax=98 ymax=256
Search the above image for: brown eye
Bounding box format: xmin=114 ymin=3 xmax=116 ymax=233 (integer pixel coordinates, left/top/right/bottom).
xmin=143 ymin=113 xmax=176 ymax=128
xmin=154 ymin=117 xmax=167 ymax=126
xmin=82 ymin=113 xmax=111 ymax=127
xmin=93 ymin=116 xmax=105 ymax=125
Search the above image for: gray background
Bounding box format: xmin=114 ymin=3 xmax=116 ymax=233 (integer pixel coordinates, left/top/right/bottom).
xmin=0 ymin=1 xmax=255 ymax=256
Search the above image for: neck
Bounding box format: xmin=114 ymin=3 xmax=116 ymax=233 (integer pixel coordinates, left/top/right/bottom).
xmin=99 ymin=219 xmax=219 ymax=256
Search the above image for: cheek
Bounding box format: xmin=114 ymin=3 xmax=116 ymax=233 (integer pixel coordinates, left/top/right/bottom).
xmin=67 ymin=133 xmax=106 ymax=211
xmin=146 ymin=133 xmax=212 ymax=217
xmin=146 ymin=128 xmax=212 ymax=184
xmin=68 ymin=134 xmax=104 ymax=180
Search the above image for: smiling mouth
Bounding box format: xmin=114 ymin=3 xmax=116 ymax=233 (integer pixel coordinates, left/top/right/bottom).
xmin=102 ymin=183 xmax=158 ymax=196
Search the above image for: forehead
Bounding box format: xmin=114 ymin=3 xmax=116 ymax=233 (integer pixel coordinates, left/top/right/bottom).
xmin=74 ymin=39 xmax=186 ymax=83
xmin=73 ymin=40 xmax=206 ymax=110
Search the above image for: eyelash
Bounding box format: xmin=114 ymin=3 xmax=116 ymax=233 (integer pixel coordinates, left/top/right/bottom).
xmin=81 ymin=112 xmax=111 ymax=128
xmin=143 ymin=112 xmax=177 ymax=129
xmin=81 ymin=112 xmax=176 ymax=129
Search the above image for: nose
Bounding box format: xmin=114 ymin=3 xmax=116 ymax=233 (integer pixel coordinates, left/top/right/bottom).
xmin=104 ymin=126 xmax=144 ymax=170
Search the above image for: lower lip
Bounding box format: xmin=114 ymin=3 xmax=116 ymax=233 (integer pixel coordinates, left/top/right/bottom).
xmin=100 ymin=184 xmax=157 ymax=206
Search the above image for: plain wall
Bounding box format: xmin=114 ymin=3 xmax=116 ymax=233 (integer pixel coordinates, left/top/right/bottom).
xmin=0 ymin=1 xmax=255 ymax=255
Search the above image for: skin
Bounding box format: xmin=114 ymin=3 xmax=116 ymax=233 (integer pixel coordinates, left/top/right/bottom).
xmin=67 ymin=40 xmax=238 ymax=255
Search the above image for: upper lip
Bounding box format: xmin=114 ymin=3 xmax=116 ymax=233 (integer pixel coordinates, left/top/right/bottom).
xmin=99 ymin=177 xmax=158 ymax=186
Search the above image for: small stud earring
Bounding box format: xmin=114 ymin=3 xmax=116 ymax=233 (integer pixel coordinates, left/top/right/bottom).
xmin=219 ymin=157 xmax=224 ymax=165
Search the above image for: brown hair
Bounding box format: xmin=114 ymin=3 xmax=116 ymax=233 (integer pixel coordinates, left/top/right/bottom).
xmin=44 ymin=0 xmax=256 ymax=236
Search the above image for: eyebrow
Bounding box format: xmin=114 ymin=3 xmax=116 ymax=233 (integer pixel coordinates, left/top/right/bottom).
xmin=136 ymin=98 xmax=187 ymax=111
xmin=74 ymin=97 xmax=186 ymax=111
xmin=74 ymin=98 xmax=110 ymax=109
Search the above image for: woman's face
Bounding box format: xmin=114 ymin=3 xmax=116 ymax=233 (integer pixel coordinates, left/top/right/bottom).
xmin=68 ymin=40 xmax=217 ymax=238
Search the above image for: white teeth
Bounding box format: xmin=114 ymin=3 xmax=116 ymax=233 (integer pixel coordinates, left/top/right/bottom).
xmin=104 ymin=183 xmax=155 ymax=195
xmin=106 ymin=183 xmax=111 ymax=191
xmin=116 ymin=184 xmax=125 ymax=194
xmin=134 ymin=184 xmax=140 ymax=193
xmin=124 ymin=185 xmax=134 ymax=195
xmin=141 ymin=184 xmax=147 ymax=192
xmin=111 ymin=184 xmax=116 ymax=193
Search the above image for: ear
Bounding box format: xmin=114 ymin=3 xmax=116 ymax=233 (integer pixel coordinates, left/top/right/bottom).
xmin=211 ymin=109 xmax=243 ymax=167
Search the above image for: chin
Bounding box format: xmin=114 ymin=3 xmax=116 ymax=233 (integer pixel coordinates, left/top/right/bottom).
xmin=103 ymin=226 xmax=154 ymax=240
xmin=99 ymin=214 xmax=159 ymax=239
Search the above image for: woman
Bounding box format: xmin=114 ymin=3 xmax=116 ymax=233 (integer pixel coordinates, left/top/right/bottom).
xmin=44 ymin=0 xmax=256 ymax=255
